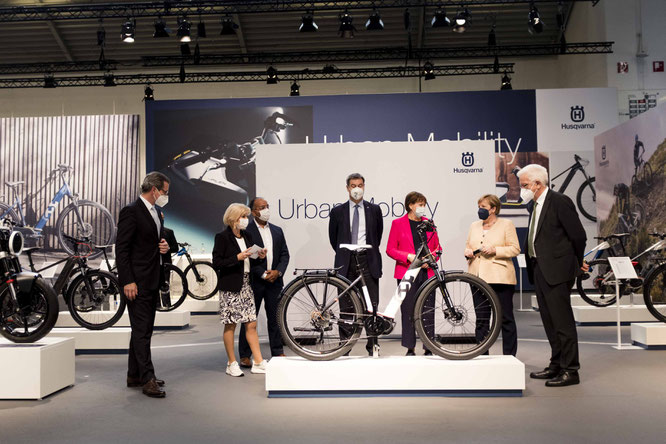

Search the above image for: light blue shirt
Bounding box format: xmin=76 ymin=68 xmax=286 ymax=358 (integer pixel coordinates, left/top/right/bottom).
xmin=348 ymin=200 xmax=366 ymax=244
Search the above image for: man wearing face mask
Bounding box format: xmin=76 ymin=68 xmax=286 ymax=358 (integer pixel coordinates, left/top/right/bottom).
xmin=518 ymin=164 xmax=587 ymax=387
xmin=329 ymin=173 xmax=384 ymax=355
xmin=116 ymin=171 xmax=171 ymax=398
xmin=238 ymin=197 xmax=290 ymax=367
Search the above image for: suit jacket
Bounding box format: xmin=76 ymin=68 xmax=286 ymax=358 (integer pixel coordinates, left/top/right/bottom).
xmin=115 ymin=198 xmax=168 ymax=292
xmin=212 ymin=226 xmax=264 ymax=293
xmin=328 ymin=200 xmax=384 ymax=279
xmin=465 ymin=218 xmax=520 ymax=285
xmin=245 ymin=219 xmax=290 ymax=287
xmin=525 ymin=190 xmax=587 ymax=286
xmin=386 ymin=215 xmax=442 ymax=280
xmin=162 ymin=226 xmax=179 ymax=265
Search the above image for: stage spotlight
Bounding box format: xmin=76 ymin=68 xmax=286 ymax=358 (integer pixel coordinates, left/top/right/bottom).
xmin=179 ymin=63 xmax=186 ymax=83
xmin=431 ymin=8 xmax=450 ymax=28
xmin=267 ymin=67 xmax=278 ymax=84
xmin=339 ymin=11 xmax=356 ymax=38
xmin=220 ymin=15 xmax=238 ymax=35
xmin=121 ymin=18 xmax=135 ymax=43
xmin=144 ymin=85 xmax=154 ymax=101
xmin=44 ymin=75 xmax=56 ymax=88
xmin=299 ymin=11 xmax=318 ymax=32
xmin=488 ymin=26 xmax=497 ymax=47
xmin=423 ymin=62 xmax=435 ymax=81
xmin=180 ymin=43 xmax=191 ymax=56
xmin=290 ymin=81 xmax=300 ymax=96
xmin=197 ymin=21 xmax=207 ymax=38
xmin=453 ymin=8 xmax=470 ymax=33
xmin=365 ymin=10 xmax=384 ymax=31
xmin=153 ymin=17 xmax=169 ymax=37
xmin=104 ymin=73 xmax=116 ymax=87
xmin=322 ymin=64 xmax=337 ymax=74
xmin=177 ymin=17 xmax=191 ymax=42
xmin=528 ymin=2 xmax=544 ymax=34
xmin=501 ymin=73 xmax=512 ymax=90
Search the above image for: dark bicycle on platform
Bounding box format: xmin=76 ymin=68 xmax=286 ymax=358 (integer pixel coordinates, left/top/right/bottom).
xmin=277 ymin=219 xmax=501 ymax=360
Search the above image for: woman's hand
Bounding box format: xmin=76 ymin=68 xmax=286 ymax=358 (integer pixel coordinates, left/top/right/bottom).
xmin=407 ymin=253 xmax=416 ymax=263
xmin=237 ymin=248 xmax=252 ymax=261
xmin=258 ymin=248 xmax=268 ymax=259
xmin=481 ymin=246 xmax=496 ymax=256
xmin=464 ymin=248 xmax=474 ymax=258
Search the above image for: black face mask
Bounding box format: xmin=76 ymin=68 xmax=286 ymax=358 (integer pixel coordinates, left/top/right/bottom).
xmin=478 ymin=208 xmax=490 ymax=220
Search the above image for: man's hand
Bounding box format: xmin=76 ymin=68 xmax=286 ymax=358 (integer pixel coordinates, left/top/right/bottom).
xmin=124 ymin=283 xmax=138 ymax=301
xmin=265 ymin=270 xmax=280 ymax=283
xmin=159 ymin=238 xmax=169 ymax=254
xmin=258 ymin=248 xmax=268 ymax=259
xmin=581 ymin=261 xmax=590 ymax=272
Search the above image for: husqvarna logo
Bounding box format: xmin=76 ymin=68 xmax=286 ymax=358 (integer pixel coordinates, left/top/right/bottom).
xmin=601 ymin=145 xmax=606 ymax=160
xmin=453 ymin=152 xmax=483 ymax=174
xmin=562 ymin=105 xmax=595 ymax=130
xmin=461 ymin=152 xmax=474 ymax=167
xmin=570 ymin=106 xmax=585 ymax=122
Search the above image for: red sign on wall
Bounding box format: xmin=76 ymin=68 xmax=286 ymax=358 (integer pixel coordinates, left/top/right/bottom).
xmin=654 ymin=61 xmax=665 ymax=72
xmin=617 ymin=62 xmax=629 ymax=73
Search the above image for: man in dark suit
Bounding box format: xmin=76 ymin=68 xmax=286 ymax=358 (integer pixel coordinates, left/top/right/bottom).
xmin=519 ymin=164 xmax=587 ymax=387
xmin=238 ymin=197 xmax=290 ymax=367
xmin=116 ymin=171 xmax=171 ymax=398
xmin=328 ymin=173 xmax=384 ymax=355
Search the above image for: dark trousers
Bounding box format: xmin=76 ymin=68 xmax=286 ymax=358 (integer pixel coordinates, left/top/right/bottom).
xmin=490 ymin=283 xmax=518 ymax=356
xmin=340 ymin=252 xmax=378 ymax=352
xmin=534 ymin=260 xmax=580 ymax=371
xmin=239 ymin=278 xmax=284 ymax=358
xmin=397 ymin=271 xmax=434 ymax=350
xmin=127 ymin=289 xmax=158 ymax=384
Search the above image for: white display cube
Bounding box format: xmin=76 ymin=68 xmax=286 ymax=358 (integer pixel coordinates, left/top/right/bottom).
xmin=179 ymin=296 xmax=219 ymax=314
xmin=573 ymin=305 xmax=657 ymax=325
xmin=48 ymin=328 xmax=131 ymax=354
xmin=54 ymin=310 xmax=190 ymax=329
xmin=631 ymin=322 xmax=666 ymax=349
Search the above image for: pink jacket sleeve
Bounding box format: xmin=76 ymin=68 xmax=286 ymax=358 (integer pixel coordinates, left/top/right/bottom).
xmin=386 ymin=218 xmax=411 ymax=266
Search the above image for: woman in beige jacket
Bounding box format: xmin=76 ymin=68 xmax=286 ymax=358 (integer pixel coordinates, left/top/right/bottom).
xmin=465 ymin=194 xmax=520 ymax=356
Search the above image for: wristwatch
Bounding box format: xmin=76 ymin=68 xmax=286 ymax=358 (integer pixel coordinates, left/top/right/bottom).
xmin=278 ymin=271 xmax=283 ymax=277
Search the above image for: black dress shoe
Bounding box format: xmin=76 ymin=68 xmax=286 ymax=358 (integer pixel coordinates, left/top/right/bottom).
xmin=406 ymin=349 xmax=416 ymax=356
xmin=545 ymin=370 xmax=580 ymax=387
xmin=127 ymin=377 xmax=164 ymax=388
xmin=529 ymin=367 xmax=561 ymax=380
xmin=142 ymin=378 xmax=166 ymax=398
xmin=423 ymin=349 xmax=433 ymax=356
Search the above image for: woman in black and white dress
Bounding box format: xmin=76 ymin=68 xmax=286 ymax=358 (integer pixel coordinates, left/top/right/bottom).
xmin=212 ymin=203 xmax=268 ymax=377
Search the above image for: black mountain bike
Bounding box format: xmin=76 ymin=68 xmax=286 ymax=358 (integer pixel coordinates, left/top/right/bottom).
xmin=278 ymin=219 xmax=501 ymax=360
xmin=173 ymin=242 xmax=217 ymax=300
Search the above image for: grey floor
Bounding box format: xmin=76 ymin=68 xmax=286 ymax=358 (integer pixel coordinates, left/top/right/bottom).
xmin=2 ymin=298 xmax=666 ymax=444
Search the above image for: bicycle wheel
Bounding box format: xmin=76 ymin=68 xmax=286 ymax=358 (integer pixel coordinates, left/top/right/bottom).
xmin=643 ymin=162 xmax=653 ymax=187
xmin=184 ymin=261 xmax=218 ymax=300
xmin=576 ymin=177 xmax=596 ymax=222
xmin=278 ymin=274 xmax=364 ymax=360
xmin=576 ymin=259 xmax=617 ymax=307
xmin=157 ymin=264 xmax=188 ymax=312
xmin=67 ymin=270 xmax=125 ymax=330
xmin=644 ymin=263 xmax=666 ymax=323
xmin=56 ymin=200 xmax=116 ymax=259
xmin=0 ymin=277 xmax=59 ymax=343
xmin=632 ymin=201 xmax=645 ymax=229
xmin=414 ymin=272 xmax=501 ymax=360
xmin=0 ymin=203 xmax=20 ymax=225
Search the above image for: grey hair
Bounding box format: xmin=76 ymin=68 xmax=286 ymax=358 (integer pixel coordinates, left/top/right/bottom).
xmin=516 ymin=164 xmax=549 ymax=185
xmin=140 ymin=171 xmax=170 ymax=193
xmin=346 ymin=173 xmax=365 ymax=186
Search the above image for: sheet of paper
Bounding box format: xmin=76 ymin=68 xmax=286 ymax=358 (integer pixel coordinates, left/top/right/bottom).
xmin=248 ymin=244 xmax=263 ymax=259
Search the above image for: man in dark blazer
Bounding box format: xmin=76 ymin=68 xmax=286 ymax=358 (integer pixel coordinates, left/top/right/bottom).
xmin=116 ymin=171 xmax=171 ymax=398
xmin=519 ymin=164 xmax=587 ymax=387
xmin=238 ymin=197 xmax=290 ymax=367
xmin=328 ymin=173 xmax=384 ymax=355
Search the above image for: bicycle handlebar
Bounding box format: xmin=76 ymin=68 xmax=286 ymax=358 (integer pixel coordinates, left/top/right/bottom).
xmin=649 ymin=232 xmax=666 ymax=239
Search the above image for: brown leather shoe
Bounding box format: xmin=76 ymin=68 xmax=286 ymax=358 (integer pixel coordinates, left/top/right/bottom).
xmin=127 ymin=376 xmax=165 ymax=388
xmin=142 ymin=378 xmax=166 ymax=398
xmin=239 ymin=357 xmax=252 ymax=368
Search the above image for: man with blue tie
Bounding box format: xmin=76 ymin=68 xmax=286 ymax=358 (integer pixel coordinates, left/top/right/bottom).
xmin=328 ymin=173 xmax=384 ymax=355
xmin=238 ymin=197 xmax=290 ymax=368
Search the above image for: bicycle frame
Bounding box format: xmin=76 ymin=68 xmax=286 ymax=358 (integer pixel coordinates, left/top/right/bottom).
xmin=550 ymin=155 xmax=592 ymax=193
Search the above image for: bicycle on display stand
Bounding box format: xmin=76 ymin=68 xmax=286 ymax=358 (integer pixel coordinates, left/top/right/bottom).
xmin=173 ymin=242 xmax=217 ymax=301
xmin=0 ymin=164 xmax=116 ymax=259
xmin=277 ymin=219 xmax=501 ymax=360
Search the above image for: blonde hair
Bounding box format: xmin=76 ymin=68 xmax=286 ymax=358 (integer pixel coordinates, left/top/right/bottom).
xmin=478 ymin=194 xmax=501 ymax=216
xmin=223 ymin=203 xmax=250 ymax=227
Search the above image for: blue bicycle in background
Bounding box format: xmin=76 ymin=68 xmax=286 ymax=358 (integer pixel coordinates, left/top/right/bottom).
xmin=0 ymin=164 xmax=116 ymax=259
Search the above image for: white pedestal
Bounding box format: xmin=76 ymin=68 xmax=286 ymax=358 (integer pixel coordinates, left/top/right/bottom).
xmin=54 ymin=310 xmax=191 ymax=329
xmin=48 ymin=328 xmax=131 ymax=354
xmin=266 ymin=355 xmax=525 ymax=398
xmin=531 ymin=294 xmax=635 ymax=310
xmin=631 ymin=322 xmax=666 ymax=349
xmin=0 ymin=337 xmax=75 ymax=400
xmin=573 ymin=305 xmax=656 ymax=325
xmin=179 ymin=296 xmax=219 ymax=314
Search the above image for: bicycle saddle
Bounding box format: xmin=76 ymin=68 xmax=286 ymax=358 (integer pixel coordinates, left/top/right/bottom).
xmin=5 ymin=181 xmax=24 ymax=187
xmin=94 ymin=244 xmax=113 ymax=249
xmin=340 ymin=244 xmax=372 ymax=251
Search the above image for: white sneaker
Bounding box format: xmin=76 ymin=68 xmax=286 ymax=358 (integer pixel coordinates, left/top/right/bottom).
xmin=251 ymin=360 xmax=267 ymax=374
xmin=226 ymin=361 xmax=244 ymax=377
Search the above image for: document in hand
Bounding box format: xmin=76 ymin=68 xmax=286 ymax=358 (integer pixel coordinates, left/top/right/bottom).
xmin=248 ymin=244 xmax=263 ymax=259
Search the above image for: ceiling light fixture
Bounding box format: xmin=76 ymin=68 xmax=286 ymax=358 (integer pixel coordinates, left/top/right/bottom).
xmin=153 ymin=17 xmax=169 ymax=37
xmin=528 ymin=2 xmax=545 ymax=34
xmin=290 ymin=81 xmax=300 ymax=96
xmin=120 ymin=17 xmax=135 ymax=43
xmin=299 ymin=11 xmax=318 ymax=32
xmin=423 ymin=62 xmax=435 ymax=81
xmin=267 ymin=66 xmax=278 ymax=84
xmin=501 ymin=72 xmax=512 ymax=90
xmin=453 ymin=8 xmax=471 ymax=33
xmin=177 ymin=17 xmax=192 ymax=42
xmin=144 ymin=85 xmax=154 ymax=101
xmin=365 ymin=10 xmax=384 ymax=31
xmin=339 ymin=11 xmax=356 ymax=38
xmin=431 ymin=8 xmax=450 ymax=28
xmin=220 ymin=15 xmax=238 ymax=35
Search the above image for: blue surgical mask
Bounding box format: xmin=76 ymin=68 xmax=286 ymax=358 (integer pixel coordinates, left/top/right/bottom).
xmin=478 ymin=208 xmax=490 ymax=220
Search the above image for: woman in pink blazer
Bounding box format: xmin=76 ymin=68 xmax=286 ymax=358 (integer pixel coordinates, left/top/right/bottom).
xmin=386 ymin=191 xmax=442 ymax=356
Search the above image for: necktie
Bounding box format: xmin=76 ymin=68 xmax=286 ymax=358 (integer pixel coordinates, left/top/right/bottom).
xmin=351 ymin=204 xmax=360 ymax=244
xmin=528 ymin=202 xmax=538 ymax=257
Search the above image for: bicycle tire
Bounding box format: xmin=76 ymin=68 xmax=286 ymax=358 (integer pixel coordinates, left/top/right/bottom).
xmin=643 ymin=162 xmax=653 ymax=187
xmin=278 ymin=274 xmax=364 ymax=360
xmin=632 ymin=201 xmax=645 ymax=229
xmin=576 ymin=177 xmax=596 ymax=222
xmin=67 ymin=270 xmax=125 ymax=330
xmin=56 ymin=200 xmax=116 ymax=259
xmin=184 ymin=261 xmax=218 ymax=300
xmin=157 ymin=264 xmax=188 ymax=312
xmin=0 ymin=277 xmax=59 ymax=343
xmin=576 ymin=259 xmax=617 ymax=307
xmin=414 ymin=272 xmax=501 ymax=360
xmin=643 ymin=263 xmax=666 ymax=323
xmin=0 ymin=203 xmax=20 ymax=225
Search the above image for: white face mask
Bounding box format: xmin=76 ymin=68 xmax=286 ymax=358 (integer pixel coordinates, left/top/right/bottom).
xmin=258 ymin=208 xmax=270 ymax=222
xmin=155 ymin=194 xmax=169 ymax=207
xmin=238 ymin=217 xmax=249 ymax=230
xmin=350 ymin=187 xmax=364 ymax=201
xmin=414 ymin=206 xmax=427 ymax=218
xmin=520 ymin=183 xmax=536 ymax=202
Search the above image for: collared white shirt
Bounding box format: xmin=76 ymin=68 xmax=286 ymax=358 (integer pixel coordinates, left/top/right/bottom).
xmin=256 ymin=221 xmax=273 ymax=271
xmin=348 ymin=199 xmax=366 ymax=244
xmin=530 ymin=187 xmax=548 ymax=257
xmin=140 ymin=196 xmax=161 ymax=238
xmin=235 ymin=235 xmax=250 ymax=273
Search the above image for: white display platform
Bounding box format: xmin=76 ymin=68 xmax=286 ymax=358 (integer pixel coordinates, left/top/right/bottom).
xmin=573 ymin=305 xmax=656 ymax=325
xmin=48 ymin=328 xmax=131 ymax=354
xmin=0 ymin=337 xmax=75 ymax=400
xmin=54 ymin=310 xmax=191 ymax=329
xmin=266 ymin=355 xmax=525 ymax=398
xmin=179 ymin=296 xmax=219 ymax=314
xmin=631 ymin=322 xmax=666 ymax=349
xmin=531 ymin=294 xmax=636 ymax=310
